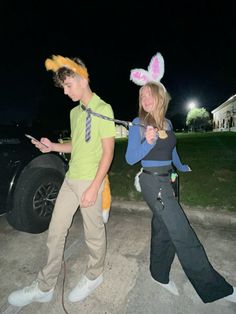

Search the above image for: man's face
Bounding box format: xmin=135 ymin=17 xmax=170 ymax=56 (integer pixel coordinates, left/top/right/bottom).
xmin=62 ymin=76 xmax=83 ymax=102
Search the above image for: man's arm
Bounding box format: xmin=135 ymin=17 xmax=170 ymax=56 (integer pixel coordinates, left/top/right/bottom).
xmin=80 ymin=137 xmax=115 ymax=208
xmin=51 ymin=141 xmax=72 ymax=153
xmin=91 ymin=137 xmax=115 ymax=189
xmin=32 ymin=138 xmax=72 ymax=154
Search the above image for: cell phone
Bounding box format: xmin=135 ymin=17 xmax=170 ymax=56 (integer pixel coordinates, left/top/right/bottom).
xmin=25 ymin=134 xmax=49 ymax=148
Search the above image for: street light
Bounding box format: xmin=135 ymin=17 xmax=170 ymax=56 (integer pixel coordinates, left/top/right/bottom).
xmin=187 ymin=101 xmax=197 ymax=110
xmin=186 ymin=100 xmax=198 ymax=132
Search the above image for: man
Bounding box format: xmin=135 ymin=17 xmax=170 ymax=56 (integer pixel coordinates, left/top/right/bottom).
xmin=8 ymin=55 xmax=116 ymax=306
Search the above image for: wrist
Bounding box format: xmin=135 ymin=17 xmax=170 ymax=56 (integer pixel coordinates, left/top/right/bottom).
xmin=50 ymin=142 xmax=56 ymax=152
xmin=90 ymin=180 xmax=101 ymax=191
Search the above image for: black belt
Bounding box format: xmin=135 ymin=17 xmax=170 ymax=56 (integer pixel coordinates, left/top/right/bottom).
xmin=143 ymin=169 xmax=169 ymax=177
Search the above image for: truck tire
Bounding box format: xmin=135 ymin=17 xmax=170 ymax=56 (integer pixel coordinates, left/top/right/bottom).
xmin=7 ymin=167 xmax=64 ymax=233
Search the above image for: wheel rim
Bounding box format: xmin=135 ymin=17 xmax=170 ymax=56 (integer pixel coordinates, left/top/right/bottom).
xmin=33 ymin=183 xmax=59 ymax=218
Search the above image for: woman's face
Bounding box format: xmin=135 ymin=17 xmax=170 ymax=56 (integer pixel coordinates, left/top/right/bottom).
xmin=140 ymin=86 xmax=155 ymax=113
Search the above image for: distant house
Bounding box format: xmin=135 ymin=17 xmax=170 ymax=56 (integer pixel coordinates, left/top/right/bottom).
xmin=211 ymin=95 xmax=236 ymax=132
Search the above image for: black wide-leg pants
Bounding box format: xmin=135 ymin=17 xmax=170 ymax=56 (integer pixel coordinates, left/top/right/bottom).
xmin=139 ymin=166 xmax=233 ymax=303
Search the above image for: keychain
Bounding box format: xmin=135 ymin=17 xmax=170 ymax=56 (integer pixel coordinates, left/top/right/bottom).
xmin=171 ymin=172 xmax=178 ymax=182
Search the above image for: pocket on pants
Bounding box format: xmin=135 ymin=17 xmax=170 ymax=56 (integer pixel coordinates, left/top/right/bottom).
xmin=157 ymin=176 xmax=175 ymax=202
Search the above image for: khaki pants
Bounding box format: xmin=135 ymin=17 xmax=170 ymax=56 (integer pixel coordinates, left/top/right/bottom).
xmin=37 ymin=177 xmax=105 ymax=291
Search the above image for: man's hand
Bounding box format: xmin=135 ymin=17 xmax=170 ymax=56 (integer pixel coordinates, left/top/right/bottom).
xmin=32 ymin=137 xmax=52 ymax=153
xmin=80 ymin=185 xmax=99 ymax=208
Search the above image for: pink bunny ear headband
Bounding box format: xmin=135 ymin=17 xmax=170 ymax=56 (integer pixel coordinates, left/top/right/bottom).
xmin=130 ymin=52 xmax=165 ymax=87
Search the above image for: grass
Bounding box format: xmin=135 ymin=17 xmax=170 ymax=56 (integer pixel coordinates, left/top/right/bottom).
xmin=109 ymin=132 xmax=236 ymax=212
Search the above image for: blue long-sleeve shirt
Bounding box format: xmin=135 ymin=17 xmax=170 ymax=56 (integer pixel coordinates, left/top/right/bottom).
xmin=125 ymin=117 xmax=189 ymax=172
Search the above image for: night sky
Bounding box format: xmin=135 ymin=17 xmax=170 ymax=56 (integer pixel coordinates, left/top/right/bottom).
xmin=1 ymin=1 xmax=236 ymax=132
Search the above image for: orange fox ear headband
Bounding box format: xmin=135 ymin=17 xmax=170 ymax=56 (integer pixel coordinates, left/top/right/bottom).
xmin=130 ymin=52 xmax=165 ymax=88
xmin=45 ymin=55 xmax=89 ymax=80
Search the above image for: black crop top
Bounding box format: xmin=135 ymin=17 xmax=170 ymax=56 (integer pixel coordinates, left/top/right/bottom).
xmin=143 ymin=130 xmax=176 ymax=161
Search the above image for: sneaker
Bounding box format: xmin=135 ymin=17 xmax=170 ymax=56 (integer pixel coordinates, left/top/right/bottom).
xmin=151 ymin=277 xmax=179 ymax=296
xmin=8 ymin=281 xmax=54 ymax=307
xmin=68 ymin=274 xmax=103 ymax=302
xmin=224 ymin=286 xmax=236 ymax=303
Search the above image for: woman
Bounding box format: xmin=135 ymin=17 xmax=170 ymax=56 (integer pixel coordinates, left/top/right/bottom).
xmin=125 ymin=52 xmax=236 ymax=303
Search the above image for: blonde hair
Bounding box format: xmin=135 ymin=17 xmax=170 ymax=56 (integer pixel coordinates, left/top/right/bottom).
xmin=139 ymin=82 xmax=171 ymax=131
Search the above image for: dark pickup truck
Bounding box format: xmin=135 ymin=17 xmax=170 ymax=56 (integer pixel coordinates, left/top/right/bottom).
xmin=0 ymin=126 xmax=68 ymax=234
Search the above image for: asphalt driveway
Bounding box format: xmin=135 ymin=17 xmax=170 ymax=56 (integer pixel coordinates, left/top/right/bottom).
xmin=0 ymin=206 xmax=236 ymax=314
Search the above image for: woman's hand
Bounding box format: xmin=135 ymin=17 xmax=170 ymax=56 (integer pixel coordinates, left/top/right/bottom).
xmin=145 ymin=126 xmax=157 ymax=144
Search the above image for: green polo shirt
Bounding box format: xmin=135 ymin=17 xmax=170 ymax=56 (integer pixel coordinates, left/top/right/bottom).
xmin=66 ymin=93 xmax=116 ymax=180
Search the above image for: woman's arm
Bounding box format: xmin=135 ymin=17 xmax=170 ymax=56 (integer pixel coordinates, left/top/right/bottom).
xmin=172 ymin=147 xmax=191 ymax=172
xmin=125 ymin=118 xmax=155 ymax=165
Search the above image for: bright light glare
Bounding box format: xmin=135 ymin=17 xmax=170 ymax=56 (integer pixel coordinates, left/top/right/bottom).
xmin=188 ymin=101 xmax=197 ymax=110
